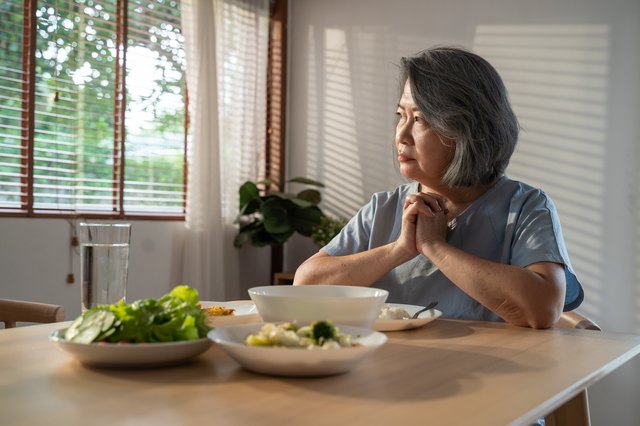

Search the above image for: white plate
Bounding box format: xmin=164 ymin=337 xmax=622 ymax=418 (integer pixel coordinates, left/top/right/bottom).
xmin=50 ymin=329 xmax=212 ymax=368
xmin=200 ymin=300 xmax=262 ymax=327
xmin=208 ymin=323 xmax=387 ymax=377
xmin=374 ymin=303 xmax=442 ymax=332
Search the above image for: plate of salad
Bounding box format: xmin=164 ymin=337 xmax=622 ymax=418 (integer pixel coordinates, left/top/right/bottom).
xmin=50 ymin=285 xmax=212 ymax=368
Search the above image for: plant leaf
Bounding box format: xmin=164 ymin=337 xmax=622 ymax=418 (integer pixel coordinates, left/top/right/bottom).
xmin=264 ymin=191 xmax=290 ymax=199
xmin=250 ymin=228 xmax=279 ymax=247
xmin=264 ymin=191 xmax=314 ymax=208
xmin=238 ymin=197 xmax=262 ymax=216
xmin=287 ymin=177 xmax=325 ymax=187
xmin=292 ymin=207 xmax=324 ymax=236
xmin=296 ymin=189 xmax=321 ymax=205
xmin=239 ymin=181 xmax=260 ymax=210
xmin=262 ymin=198 xmax=293 ymax=234
xmin=270 ymin=228 xmax=295 ymax=244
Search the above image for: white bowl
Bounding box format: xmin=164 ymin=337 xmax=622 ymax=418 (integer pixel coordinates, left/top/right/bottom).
xmin=248 ymin=285 xmax=389 ymax=328
xmin=208 ymin=322 xmax=387 ymax=377
xmin=50 ymin=329 xmax=212 ymax=368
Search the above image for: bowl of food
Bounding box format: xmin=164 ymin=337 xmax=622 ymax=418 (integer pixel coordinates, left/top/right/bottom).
xmin=208 ymin=321 xmax=387 ymax=376
xmin=247 ymin=285 xmax=388 ymax=328
xmin=50 ymin=285 xmax=213 ymax=368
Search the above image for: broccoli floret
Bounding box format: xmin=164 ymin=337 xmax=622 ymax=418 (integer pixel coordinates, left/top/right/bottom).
xmin=311 ymin=320 xmax=336 ymax=344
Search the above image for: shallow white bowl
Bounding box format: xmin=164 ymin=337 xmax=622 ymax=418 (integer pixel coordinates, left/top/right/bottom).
xmin=50 ymin=329 xmax=212 ymax=368
xmin=208 ymin=322 xmax=387 ymax=377
xmin=248 ymin=285 xmax=388 ymax=329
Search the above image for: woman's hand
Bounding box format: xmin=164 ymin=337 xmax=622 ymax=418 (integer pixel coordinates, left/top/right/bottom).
xmin=403 ymin=192 xmax=449 ymax=252
xmin=396 ymin=199 xmax=420 ymax=256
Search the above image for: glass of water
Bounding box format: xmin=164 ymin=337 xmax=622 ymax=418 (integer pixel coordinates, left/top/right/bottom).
xmin=79 ymin=223 xmax=131 ymax=311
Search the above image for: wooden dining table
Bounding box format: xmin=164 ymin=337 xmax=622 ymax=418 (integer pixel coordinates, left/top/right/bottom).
xmin=1 ymin=317 xmax=639 ymax=426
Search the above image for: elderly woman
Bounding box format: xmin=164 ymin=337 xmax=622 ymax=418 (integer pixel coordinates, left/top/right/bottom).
xmin=294 ymin=46 xmax=583 ymax=329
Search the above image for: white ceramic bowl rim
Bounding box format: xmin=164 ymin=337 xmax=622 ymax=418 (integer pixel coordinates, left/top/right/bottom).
xmin=248 ymin=285 xmax=388 ymax=299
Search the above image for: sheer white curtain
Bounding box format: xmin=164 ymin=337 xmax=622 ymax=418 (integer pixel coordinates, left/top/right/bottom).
xmin=181 ymin=0 xmax=270 ymax=300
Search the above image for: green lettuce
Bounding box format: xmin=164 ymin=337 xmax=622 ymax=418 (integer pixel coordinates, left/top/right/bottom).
xmin=65 ymin=285 xmax=209 ymax=344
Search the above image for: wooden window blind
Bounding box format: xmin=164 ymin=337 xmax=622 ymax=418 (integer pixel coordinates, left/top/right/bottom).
xmin=266 ymin=0 xmax=286 ymax=188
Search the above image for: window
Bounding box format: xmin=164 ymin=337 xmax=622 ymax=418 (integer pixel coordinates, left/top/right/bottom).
xmin=0 ymin=0 xmax=187 ymax=218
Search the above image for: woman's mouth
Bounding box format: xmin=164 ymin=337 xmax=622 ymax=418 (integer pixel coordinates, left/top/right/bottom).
xmin=397 ymin=145 xmax=413 ymax=161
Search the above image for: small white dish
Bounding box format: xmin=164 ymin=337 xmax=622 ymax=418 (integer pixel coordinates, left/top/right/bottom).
xmin=208 ymin=323 xmax=387 ymax=377
xmin=200 ymin=300 xmax=262 ymax=327
xmin=50 ymin=329 xmax=212 ymax=368
xmin=374 ymin=303 xmax=442 ymax=332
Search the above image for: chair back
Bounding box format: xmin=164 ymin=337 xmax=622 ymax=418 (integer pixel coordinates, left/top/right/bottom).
xmin=0 ymin=299 xmax=66 ymax=328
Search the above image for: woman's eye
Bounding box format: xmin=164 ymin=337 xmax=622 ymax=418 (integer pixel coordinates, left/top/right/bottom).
xmin=414 ymin=115 xmax=429 ymax=126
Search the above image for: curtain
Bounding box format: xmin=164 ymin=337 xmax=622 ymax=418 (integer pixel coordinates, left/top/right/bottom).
xmin=181 ymin=0 xmax=270 ymax=301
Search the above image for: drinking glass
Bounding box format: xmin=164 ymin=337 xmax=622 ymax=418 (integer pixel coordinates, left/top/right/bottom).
xmin=79 ymin=223 xmax=131 ymax=311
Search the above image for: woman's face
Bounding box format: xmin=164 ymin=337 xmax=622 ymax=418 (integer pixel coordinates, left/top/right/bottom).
xmin=395 ymin=80 xmax=455 ymax=187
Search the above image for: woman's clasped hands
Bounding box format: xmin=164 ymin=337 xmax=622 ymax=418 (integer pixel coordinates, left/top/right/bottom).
xmin=400 ymin=192 xmax=449 ymax=256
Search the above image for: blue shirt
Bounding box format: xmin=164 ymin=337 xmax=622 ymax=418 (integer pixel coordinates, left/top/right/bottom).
xmin=323 ymin=176 xmax=584 ymax=322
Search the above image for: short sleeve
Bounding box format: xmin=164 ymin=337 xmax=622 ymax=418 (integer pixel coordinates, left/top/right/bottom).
xmin=510 ymin=191 xmax=584 ymax=311
xmin=323 ymin=195 xmax=376 ymax=256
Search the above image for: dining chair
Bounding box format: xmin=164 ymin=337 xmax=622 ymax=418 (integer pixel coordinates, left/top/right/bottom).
xmin=544 ymin=311 xmax=601 ymax=426
xmin=0 ymin=298 xmax=66 ymax=329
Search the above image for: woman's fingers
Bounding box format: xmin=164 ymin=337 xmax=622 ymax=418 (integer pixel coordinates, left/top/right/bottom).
xmin=402 ymin=200 xmax=422 ymax=223
xmin=405 ymin=192 xmax=448 ymax=215
xmin=421 ymin=192 xmax=448 ymax=213
xmin=406 ymin=198 xmax=436 ymax=218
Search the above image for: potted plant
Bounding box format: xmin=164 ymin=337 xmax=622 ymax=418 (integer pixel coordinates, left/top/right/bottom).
xmin=234 ymin=177 xmax=326 ymax=248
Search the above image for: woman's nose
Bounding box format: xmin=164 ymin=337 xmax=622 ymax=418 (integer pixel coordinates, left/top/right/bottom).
xmin=395 ymin=120 xmax=413 ymax=144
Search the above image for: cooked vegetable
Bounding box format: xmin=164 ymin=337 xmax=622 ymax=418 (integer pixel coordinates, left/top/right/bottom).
xmin=310 ymin=320 xmax=337 ymax=344
xmin=65 ymin=285 xmax=209 ymax=344
xmin=245 ymin=321 xmax=357 ymax=349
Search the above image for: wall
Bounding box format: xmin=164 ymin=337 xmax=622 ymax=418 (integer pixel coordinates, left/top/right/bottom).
xmin=286 ymin=0 xmax=640 ymax=425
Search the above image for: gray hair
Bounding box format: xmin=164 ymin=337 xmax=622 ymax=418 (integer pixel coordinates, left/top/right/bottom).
xmin=399 ymin=46 xmax=519 ymax=187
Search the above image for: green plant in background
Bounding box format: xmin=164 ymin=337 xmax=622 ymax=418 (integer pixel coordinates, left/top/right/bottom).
xmin=234 ymin=177 xmax=327 ymax=248
xmin=311 ymin=216 xmax=348 ymax=247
